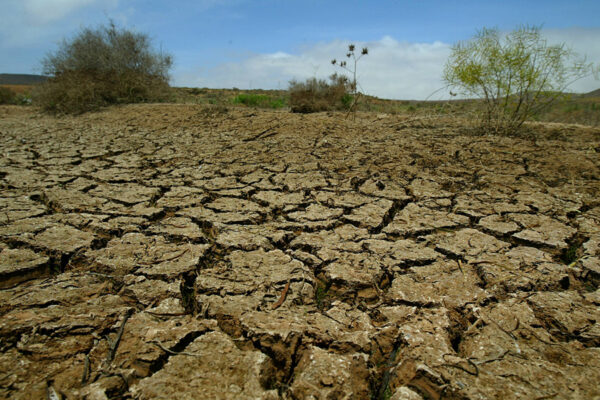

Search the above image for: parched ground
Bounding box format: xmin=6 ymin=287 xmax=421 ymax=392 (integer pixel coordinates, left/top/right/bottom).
xmin=0 ymin=104 xmax=599 ymax=399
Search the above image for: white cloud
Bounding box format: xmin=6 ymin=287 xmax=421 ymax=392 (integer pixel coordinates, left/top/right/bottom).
xmin=543 ymin=28 xmax=600 ymax=93
xmin=0 ymin=0 xmax=118 ymax=48
xmin=174 ymin=37 xmax=452 ymax=100
xmin=175 ymin=28 xmax=600 ymax=100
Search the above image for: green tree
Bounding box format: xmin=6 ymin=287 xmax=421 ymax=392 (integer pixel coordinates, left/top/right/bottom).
xmin=34 ymin=21 xmax=172 ymax=114
xmin=443 ymin=26 xmax=596 ymax=135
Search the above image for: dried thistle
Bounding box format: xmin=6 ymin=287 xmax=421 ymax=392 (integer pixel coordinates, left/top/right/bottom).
xmin=331 ymin=42 xmax=369 ymax=118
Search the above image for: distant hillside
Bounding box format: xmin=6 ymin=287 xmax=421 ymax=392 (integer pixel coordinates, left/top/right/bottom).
xmin=584 ymin=88 xmax=600 ymax=98
xmin=0 ymin=74 xmax=47 ymax=85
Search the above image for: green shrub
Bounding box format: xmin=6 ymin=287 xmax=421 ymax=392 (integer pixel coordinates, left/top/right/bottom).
xmin=232 ymin=93 xmax=285 ymax=109
xmin=33 ymin=21 xmax=172 ymax=114
xmin=444 ymin=25 xmax=596 ymax=135
xmin=0 ymin=87 xmax=17 ymax=104
xmin=288 ymin=74 xmax=350 ymax=113
xmin=341 ymin=93 xmax=354 ymax=109
xmin=269 ymin=98 xmax=285 ymax=109
xmin=15 ymin=94 xmax=32 ymax=105
xmin=233 ymin=93 xmax=267 ymax=107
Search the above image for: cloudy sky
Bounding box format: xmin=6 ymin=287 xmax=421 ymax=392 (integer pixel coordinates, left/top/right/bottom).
xmin=1 ymin=0 xmax=599 ymax=99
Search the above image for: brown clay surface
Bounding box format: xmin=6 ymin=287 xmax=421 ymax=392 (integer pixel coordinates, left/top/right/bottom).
xmin=1 ymin=103 xmax=599 ymax=399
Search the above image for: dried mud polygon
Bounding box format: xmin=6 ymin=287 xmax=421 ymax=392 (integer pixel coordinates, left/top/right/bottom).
xmin=0 ymin=104 xmax=599 ymax=399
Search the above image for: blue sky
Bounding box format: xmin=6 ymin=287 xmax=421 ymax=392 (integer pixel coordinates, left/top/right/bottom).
xmin=1 ymin=0 xmax=599 ymax=99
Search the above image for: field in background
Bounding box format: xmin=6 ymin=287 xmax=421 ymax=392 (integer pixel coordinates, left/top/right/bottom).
xmin=2 ymin=83 xmax=599 ymax=127
xmin=0 ymin=84 xmax=32 ymax=94
xmin=172 ymin=86 xmax=600 ymax=127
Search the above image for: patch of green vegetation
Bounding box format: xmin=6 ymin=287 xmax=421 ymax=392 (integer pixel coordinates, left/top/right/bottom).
xmin=563 ymin=103 xmax=580 ymax=113
xmin=170 ymin=85 xmax=600 ymax=128
xmin=341 ymin=93 xmax=354 ymax=109
xmin=444 ymin=25 xmax=596 ymax=135
xmin=315 ymin=284 xmax=326 ymax=307
xmin=382 ymin=386 xmax=392 ymax=400
xmin=314 ymin=282 xmax=329 ymax=310
xmin=584 ymin=281 xmax=597 ymax=292
xmin=268 ymin=98 xmax=286 ymax=109
xmin=561 ymin=244 xmax=579 ymax=265
xmin=232 ymin=93 xmax=286 ymax=109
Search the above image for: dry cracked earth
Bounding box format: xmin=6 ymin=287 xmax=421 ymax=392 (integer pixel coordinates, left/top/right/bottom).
xmin=1 ymin=104 xmax=599 ymax=399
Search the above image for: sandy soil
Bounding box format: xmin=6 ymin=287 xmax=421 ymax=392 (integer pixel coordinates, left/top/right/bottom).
xmin=0 ymin=103 xmax=599 ymax=399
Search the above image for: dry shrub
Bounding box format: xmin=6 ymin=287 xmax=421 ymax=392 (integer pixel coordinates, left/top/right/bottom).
xmin=34 ymin=70 xmax=170 ymax=114
xmin=0 ymin=87 xmax=17 ymax=105
xmin=289 ymin=74 xmax=351 ymax=113
xmin=33 ymin=21 xmax=172 ymax=114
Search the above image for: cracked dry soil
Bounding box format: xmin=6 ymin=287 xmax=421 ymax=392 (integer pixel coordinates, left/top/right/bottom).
xmin=0 ymin=104 xmax=599 ymax=399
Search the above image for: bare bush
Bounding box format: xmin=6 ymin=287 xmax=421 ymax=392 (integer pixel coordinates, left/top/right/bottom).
xmin=34 ymin=21 xmax=172 ymax=114
xmin=289 ymin=74 xmax=351 ymax=113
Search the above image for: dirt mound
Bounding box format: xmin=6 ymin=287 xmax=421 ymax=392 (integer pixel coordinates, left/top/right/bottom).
xmin=1 ymin=104 xmax=599 ymax=399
